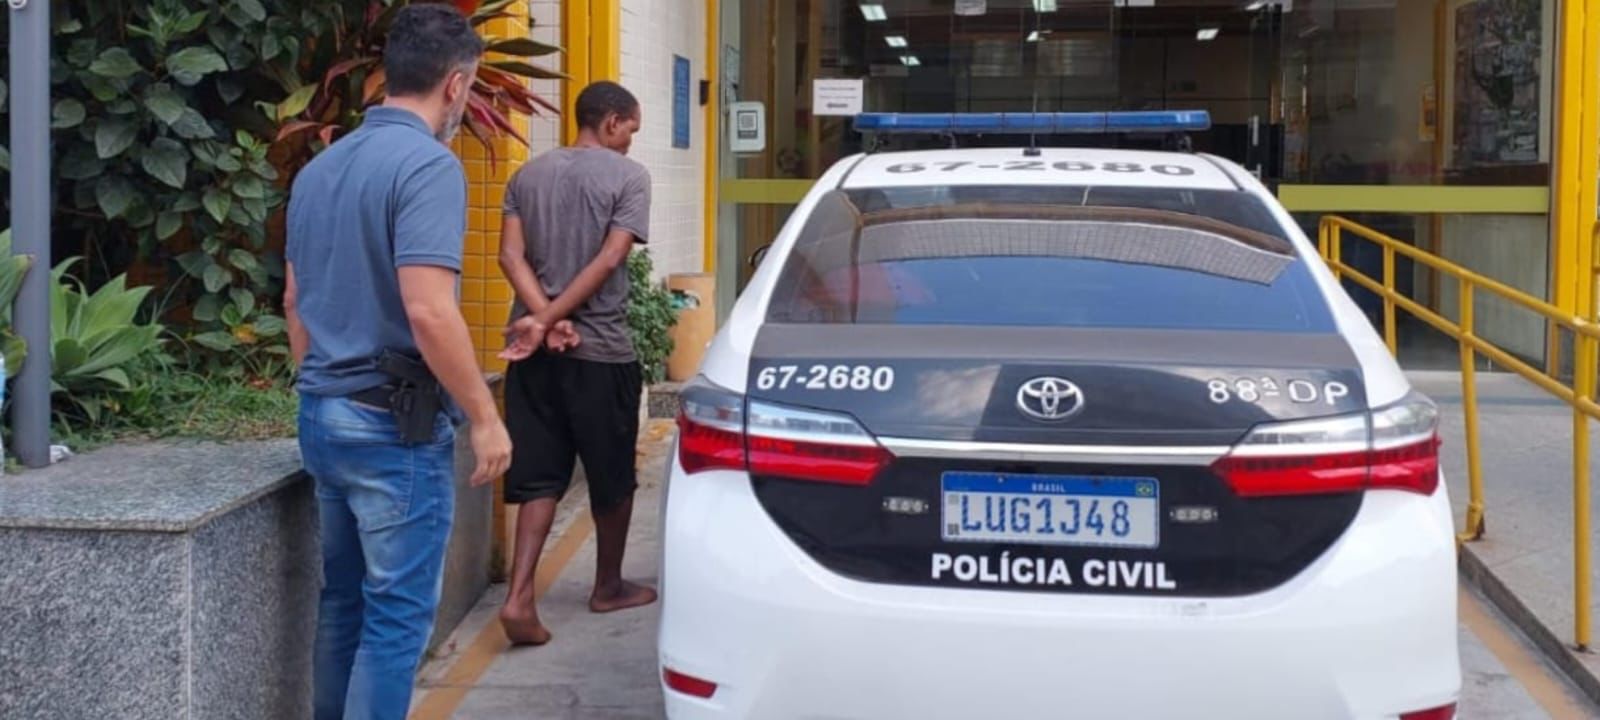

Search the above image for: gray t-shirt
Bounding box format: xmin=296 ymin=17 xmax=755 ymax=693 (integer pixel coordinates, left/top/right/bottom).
xmin=504 ymin=146 xmax=651 ymax=363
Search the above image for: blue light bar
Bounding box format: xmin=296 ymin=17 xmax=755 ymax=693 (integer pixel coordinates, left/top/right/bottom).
xmin=852 ymin=110 xmax=1211 ymax=135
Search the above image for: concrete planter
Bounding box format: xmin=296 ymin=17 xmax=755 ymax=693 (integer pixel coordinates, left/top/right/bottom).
xmin=0 ymin=384 xmax=501 ymax=719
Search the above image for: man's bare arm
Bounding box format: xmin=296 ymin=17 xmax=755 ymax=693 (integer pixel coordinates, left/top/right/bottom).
xmin=398 ymin=265 xmax=510 ymax=485
xmin=497 ymin=214 xmax=553 ymax=315
xmin=284 ymin=262 xmax=309 ymax=367
xmin=530 ymin=229 xmax=634 ymax=327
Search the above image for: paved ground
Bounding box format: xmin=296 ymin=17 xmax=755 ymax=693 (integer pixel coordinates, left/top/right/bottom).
xmin=407 ymin=417 xmax=1600 ymax=719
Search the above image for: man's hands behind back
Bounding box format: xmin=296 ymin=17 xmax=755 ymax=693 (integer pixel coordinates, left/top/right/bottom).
xmin=500 ymin=317 xmax=581 ymax=361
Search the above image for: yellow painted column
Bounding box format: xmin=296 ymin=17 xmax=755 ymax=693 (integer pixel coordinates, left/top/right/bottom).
xmin=563 ymin=0 xmax=591 ymax=144
xmin=589 ymin=0 xmax=622 ymax=82
xmin=704 ymin=0 xmax=719 ymax=272
xmin=452 ymin=1 xmax=536 ymax=373
xmin=562 ymin=0 xmax=620 ymax=143
xmin=1552 ymin=0 xmax=1600 ymax=324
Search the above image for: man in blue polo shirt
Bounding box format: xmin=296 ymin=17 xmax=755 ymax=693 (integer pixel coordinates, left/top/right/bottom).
xmin=283 ymin=6 xmax=515 ymax=719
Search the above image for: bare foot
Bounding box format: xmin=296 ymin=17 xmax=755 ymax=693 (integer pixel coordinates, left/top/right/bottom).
xmin=500 ymin=605 xmax=553 ymax=646
xmin=589 ymin=580 xmax=658 ymax=614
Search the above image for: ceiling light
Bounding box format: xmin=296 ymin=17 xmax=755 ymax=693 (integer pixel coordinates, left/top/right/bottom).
xmin=1246 ymin=1 xmax=1268 ymax=9
xmin=955 ymin=0 xmax=987 ymax=15
xmin=900 ymin=55 xmax=921 ymax=66
xmin=1033 ymin=0 xmax=1059 ymax=11
xmin=885 ymin=35 xmax=908 ymax=48
xmin=1027 ymin=30 xmax=1043 ymax=42
xmin=859 ymin=3 xmax=887 ymax=21
xmin=1196 ymin=27 xmax=1220 ymax=41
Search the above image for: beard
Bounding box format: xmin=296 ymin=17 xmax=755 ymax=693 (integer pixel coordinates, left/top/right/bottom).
xmin=438 ymin=96 xmax=469 ymax=143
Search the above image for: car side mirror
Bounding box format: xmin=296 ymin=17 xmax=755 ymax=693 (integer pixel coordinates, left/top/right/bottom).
xmin=749 ymin=245 xmax=770 ymax=269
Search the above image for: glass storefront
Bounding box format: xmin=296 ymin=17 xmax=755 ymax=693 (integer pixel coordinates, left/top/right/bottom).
xmin=715 ymin=0 xmax=1555 ymax=365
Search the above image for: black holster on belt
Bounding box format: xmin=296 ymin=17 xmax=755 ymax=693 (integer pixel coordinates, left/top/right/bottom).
xmin=375 ymin=349 xmax=445 ymax=444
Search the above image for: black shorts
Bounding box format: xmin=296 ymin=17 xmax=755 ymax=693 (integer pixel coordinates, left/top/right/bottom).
xmin=503 ymin=352 xmax=643 ymax=511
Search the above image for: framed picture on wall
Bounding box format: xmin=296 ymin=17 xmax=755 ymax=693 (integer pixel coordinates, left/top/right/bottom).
xmin=1451 ymin=0 xmax=1542 ymax=170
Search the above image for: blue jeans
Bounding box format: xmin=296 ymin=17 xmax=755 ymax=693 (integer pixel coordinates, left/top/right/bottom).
xmin=299 ymin=393 xmax=456 ymax=720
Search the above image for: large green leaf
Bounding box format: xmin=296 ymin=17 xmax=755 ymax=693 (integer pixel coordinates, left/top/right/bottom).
xmin=221 ymin=302 xmax=244 ymax=328
xmin=94 ymin=118 xmax=139 ymax=159
xmin=0 ymin=255 xmax=29 ymax=301
xmin=230 ymin=287 xmax=256 ymax=318
xmin=142 ymin=83 xmax=187 ymax=125
xmin=176 ymin=251 xmax=212 ymax=279
xmin=203 ymin=264 xmax=231 ymax=293
xmin=277 ymin=84 xmax=317 ymax=121
xmin=60 ymin=145 xmax=105 ymax=180
xmin=192 ymin=331 xmax=239 ymax=352
xmin=156 ymin=212 xmax=184 ymax=241
xmin=90 ymin=48 xmax=144 ymax=79
xmin=235 ymin=0 xmax=268 ymax=22
xmin=203 ymin=188 xmax=232 ymax=224
xmin=233 ymin=175 xmax=266 ymax=200
xmin=228 ymin=249 xmax=261 ymax=273
xmin=53 ymin=338 xmax=90 ymax=375
xmin=93 ymin=367 xmax=133 ymax=390
xmin=95 ymin=176 xmax=137 ymax=219
xmin=66 ymin=326 xmax=157 ymax=378
xmin=172 ymin=108 xmax=216 ymax=140
xmin=81 ymin=275 xmax=152 ymax=341
xmin=193 ymin=293 xmax=222 ymax=323
xmin=141 ymin=139 xmax=188 ymax=189
xmin=0 ymin=236 xmax=34 ymax=310
xmin=2 ymin=330 xmax=28 ymax=378
xmin=254 ymin=314 xmax=287 ymax=337
xmin=167 ymin=46 xmax=229 ymax=86
xmin=175 ymin=10 xmax=210 ymax=35
xmin=52 ymin=99 xmax=87 ymax=130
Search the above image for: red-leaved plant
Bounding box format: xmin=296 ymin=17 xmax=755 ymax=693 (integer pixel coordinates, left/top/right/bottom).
xmin=271 ymin=0 xmax=561 ymax=175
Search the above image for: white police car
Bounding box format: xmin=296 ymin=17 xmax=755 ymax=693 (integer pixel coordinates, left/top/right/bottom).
xmin=658 ymin=112 xmax=1459 ymax=720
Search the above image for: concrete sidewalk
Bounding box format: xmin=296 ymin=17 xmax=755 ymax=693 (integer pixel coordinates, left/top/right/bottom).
xmin=1410 ymin=370 xmax=1600 ymax=704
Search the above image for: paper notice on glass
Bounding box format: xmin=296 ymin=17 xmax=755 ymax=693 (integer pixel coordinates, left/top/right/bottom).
xmin=813 ymin=78 xmax=865 ymax=117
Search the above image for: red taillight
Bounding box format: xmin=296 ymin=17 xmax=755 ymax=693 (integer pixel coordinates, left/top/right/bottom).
xmin=676 ymin=413 xmax=745 ymax=473
xmin=663 ymin=667 xmax=718 ymax=698
xmin=1400 ymin=703 xmax=1455 ymax=720
xmin=1212 ymin=395 xmax=1440 ymax=498
xmin=676 ymin=377 xmax=893 ymax=485
xmin=747 ymin=433 xmax=893 ymax=486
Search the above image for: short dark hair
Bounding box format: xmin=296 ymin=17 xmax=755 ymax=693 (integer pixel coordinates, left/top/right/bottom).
xmin=575 ymin=82 xmax=640 ymax=130
xmin=384 ymin=4 xmax=485 ymax=97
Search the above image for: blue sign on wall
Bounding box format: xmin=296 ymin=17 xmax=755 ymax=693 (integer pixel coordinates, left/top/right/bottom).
xmin=672 ymin=55 xmax=691 ymax=150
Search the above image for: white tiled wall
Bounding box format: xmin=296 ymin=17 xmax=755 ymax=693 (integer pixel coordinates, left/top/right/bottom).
xmin=527 ymin=1 xmax=564 ymax=157
xmin=620 ymin=0 xmax=707 ymax=279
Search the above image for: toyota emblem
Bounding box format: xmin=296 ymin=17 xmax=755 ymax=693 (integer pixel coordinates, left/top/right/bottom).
xmin=1016 ymin=377 xmax=1085 ymax=421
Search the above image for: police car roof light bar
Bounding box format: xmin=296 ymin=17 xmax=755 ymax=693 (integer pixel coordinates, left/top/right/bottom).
xmin=852 ymin=110 xmax=1212 ymax=136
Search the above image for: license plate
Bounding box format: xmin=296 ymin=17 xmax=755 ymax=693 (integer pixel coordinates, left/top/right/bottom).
xmin=940 ymin=473 xmax=1160 ymax=549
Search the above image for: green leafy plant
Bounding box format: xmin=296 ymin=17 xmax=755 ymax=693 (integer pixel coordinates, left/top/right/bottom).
xmin=0 ymin=230 xmax=36 ymax=374
xmin=626 ymin=250 xmax=677 ymax=385
xmin=188 ymin=283 xmax=291 ymax=382
xmin=48 ymin=258 xmax=168 ymax=425
xmin=0 ymin=0 xmax=356 ymax=353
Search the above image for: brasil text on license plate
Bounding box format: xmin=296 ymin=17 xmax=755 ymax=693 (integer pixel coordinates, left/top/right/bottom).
xmin=940 ymin=473 xmax=1160 ymax=549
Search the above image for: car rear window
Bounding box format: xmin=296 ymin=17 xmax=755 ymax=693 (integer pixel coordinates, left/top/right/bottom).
xmin=765 ymin=185 xmax=1336 ymax=332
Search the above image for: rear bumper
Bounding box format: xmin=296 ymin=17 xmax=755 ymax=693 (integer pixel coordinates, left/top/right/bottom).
xmin=657 ymin=445 xmax=1460 ymax=720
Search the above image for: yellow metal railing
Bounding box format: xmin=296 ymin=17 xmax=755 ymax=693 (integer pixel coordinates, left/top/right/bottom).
xmin=1318 ymin=215 xmax=1597 ymax=651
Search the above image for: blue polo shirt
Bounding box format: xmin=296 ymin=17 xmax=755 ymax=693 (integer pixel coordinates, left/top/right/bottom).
xmin=286 ymin=107 xmax=466 ymax=397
